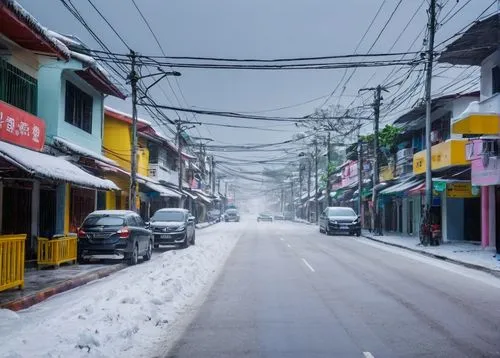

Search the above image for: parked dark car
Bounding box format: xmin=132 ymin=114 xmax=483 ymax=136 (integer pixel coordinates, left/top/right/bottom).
xmin=77 ymin=210 xmax=153 ymax=265
xmin=224 ymin=209 xmax=240 ymax=222
xmin=149 ymin=208 xmax=195 ymax=248
xmin=319 ymin=207 xmax=361 ymax=236
xmin=257 ymin=212 xmax=273 ymax=222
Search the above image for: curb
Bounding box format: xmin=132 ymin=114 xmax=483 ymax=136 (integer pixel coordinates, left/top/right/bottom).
xmin=361 ymin=234 xmax=500 ymax=278
xmin=1 ymin=263 xmax=126 ymax=311
xmin=196 ymin=221 xmax=220 ymax=230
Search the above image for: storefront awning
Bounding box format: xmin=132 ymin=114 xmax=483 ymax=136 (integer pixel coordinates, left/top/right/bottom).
xmin=139 ymin=178 xmax=181 ymax=198
xmin=182 ymin=190 xmax=198 ymax=200
xmin=380 ymin=179 xmax=423 ymax=196
xmin=192 ymin=189 xmax=213 ymax=204
xmin=0 ymin=141 xmax=118 ymax=190
xmin=53 ymin=136 xmax=117 ymax=165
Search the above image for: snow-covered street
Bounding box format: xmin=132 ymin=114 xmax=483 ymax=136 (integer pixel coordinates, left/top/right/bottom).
xmin=0 ymin=223 xmax=241 ymax=358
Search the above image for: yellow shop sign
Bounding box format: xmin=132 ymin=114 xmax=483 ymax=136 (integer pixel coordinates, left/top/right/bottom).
xmin=413 ymin=140 xmax=469 ymax=175
xmin=446 ymin=183 xmax=478 ymax=198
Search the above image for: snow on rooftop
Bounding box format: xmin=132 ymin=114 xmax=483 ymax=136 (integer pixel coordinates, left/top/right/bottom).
xmin=4 ymin=0 xmax=71 ymax=59
xmin=53 ymin=136 xmax=117 ymax=166
xmin=0 ymin=141 xmax=118 ymax=190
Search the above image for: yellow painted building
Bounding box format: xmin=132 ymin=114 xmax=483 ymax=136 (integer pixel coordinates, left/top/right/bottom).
xmin=413 ymin=139 xmax=470 ymax=175
xmin=103 ymin=108 xmax=150 ymax=209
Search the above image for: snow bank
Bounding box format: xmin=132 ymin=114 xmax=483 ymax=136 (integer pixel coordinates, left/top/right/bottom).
xmin=0 ymin=225 xmax=241 ymax=358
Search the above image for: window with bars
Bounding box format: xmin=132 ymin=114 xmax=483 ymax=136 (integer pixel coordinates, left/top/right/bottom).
xmin=0 ymin=57 xmax=38 ymax=114
xmin=65 ymin=81 xmax=93 ymax=133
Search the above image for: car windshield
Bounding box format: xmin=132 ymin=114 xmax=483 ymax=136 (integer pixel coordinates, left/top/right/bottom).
xmin=151 ymin=211 xmax=185 ymax=222
xmin=226 ymin=210 xmax=238 ymax=214
xmin=328 ymin=208 xmax=356 ymax=217
xmin=83 ymin=215 xmax=125 ymax=227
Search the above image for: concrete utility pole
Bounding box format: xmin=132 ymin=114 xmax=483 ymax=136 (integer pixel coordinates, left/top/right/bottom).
xmin=290 ymin=179 xmax=295 ymax=218
xmin=314 ymin=140 xmax=319 ymax=223
xmin=360 ymin=85 xmax=387 ymax=235
xmin=357 ymin=138 xmax=363 ymax=217
xmin=424 ymin=0 xmax=437 ymax=245
xmin=176 ymin=120 xmax=185 ymax=208
xmin=128 ymin=50 xmax=139 ymax=212
xmin=307 ymin=159 xmax=311 ymax=221
xmin=326 ymin=131 xmax=331 ymax=207
xmin=211 ymin=156 xmax=216 ymax=195
xmin=299 ymin=163 xmax=303 ymax=218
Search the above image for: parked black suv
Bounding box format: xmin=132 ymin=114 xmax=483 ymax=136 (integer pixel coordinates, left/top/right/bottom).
xmin=77 ymin=210 xmax=153 ymax=265
xmin=149 ymin=208 xmax=195 ymax=248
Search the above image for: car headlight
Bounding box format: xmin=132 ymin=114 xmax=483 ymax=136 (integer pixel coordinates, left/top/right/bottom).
xmin=329 ymin=220 xmax=338 ymax=224
xmin=352 ymin=219 xmax=359 ymax=224
xmin=175 ymin=225 xmax=186 ymax=232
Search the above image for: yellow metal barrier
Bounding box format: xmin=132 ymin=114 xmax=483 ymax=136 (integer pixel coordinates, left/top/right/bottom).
xmin=0 ymin=234 xmax=26 ymax=292
xmin=37 ymin=236 xmax=77 ymax=268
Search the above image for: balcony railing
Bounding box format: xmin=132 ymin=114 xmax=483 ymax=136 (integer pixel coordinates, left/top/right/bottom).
xmin=148 ymin=163 xmax=179 ymax=185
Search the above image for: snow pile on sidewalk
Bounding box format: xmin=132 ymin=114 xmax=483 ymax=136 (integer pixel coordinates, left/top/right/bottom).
xmin=0 ymin=225 xmax=241 ymax=358
xmin=362 ymin=231 xmax=500 ymax=272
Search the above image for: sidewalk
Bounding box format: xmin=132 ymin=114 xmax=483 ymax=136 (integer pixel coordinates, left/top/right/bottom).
xmin=0 ymin=263 xmax=125 ymax=311
xmin=196 ymin=220 xmax=220 ymax=229
xmin=362 ymin=230 xmax=500 ymax=274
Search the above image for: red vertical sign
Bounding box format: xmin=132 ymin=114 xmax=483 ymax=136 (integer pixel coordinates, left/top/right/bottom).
xmin=0 ymin=100 xmax=46 ymax=151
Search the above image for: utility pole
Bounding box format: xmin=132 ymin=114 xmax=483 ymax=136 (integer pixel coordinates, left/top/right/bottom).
xmin=290 ymin=178 xmax=295 ymax=219
xmin=307 ymin=158 xmax=311 ymax=222
xmin=326 ymin=132 xmax=331 ymax=207
xmin=128 ymin=50 xmax=139 ymax=212
xmin=299 ymin=163 xmax=303 ymax=219
xmin=358 ymin=138 xmax=363 ymax=217
xmin=373 ymin=85 xmax=382 ymax=235
xmin=211 ymin=156 xmax=216 ymax=195
xmin=314 ymin=140 xmax=319 ymax=223
xmin=360 ymin=85 xmax=387 ymax=235
xmin=176 ymin=120 xmax=184 ymax=208
xmin=424 ymin=0 xmax=437 ymax=245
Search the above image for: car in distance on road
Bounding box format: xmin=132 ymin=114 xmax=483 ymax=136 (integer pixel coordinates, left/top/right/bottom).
xmin=224 ymin=208 xmax=240 ymax=222
xmin=319 ymin=206 xmax=361 ymax=236
xmin=149 ymin=208 xmax=195 ymax=248
xmin=257 ymin=212 xmax=273 ymax=222
xmin=77 ymin=210 xmax=153 ymax=265
xmin=273 ymin=213 xmax=285 ymax=220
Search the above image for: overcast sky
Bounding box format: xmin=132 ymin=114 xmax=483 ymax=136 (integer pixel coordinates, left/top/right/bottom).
xmin=20 ymin=0 xmax=497 ymax=194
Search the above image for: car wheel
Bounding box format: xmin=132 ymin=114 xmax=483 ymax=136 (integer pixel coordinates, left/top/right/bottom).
xmin=191 ymin=231 xmax=196 ymax=245
xmin=319 ymin=226 xmax=323 ymax=233
xmin=77 ymin=254 xmax=89 ymax=264
xmin=181 ymin=234 xmax=189 ymax=249
xmin=128 ymin=243 xmax=138 ymax=265
xmin=154 ymin=243 xmax=160 ymax=249
xmin=325 ymin=227 xmax=330 ymax=236
xmin=143 ymin=240 xmax=152 ymax=261
xmin=355 ymin=230 xmax=361 ymax=237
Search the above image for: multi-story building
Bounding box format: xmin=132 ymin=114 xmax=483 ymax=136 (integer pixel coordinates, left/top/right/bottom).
xmin=0 ymin=0 xmax=123 ymax=258
xmin=438 ymin=13 xmax=500 ymax=250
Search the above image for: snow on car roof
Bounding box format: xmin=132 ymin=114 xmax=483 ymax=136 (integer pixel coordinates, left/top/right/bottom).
xmin=89 ymin=210 xmax=136 ymax=216
xmin=155 ymin=208 xmax=189 ymax=213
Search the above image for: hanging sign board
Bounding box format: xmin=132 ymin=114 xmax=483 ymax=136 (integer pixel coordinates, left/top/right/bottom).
xmin=0 ymin=100 xmax=46 ymax=151
xmin=446 ymin=183 xmax=478 ymax=198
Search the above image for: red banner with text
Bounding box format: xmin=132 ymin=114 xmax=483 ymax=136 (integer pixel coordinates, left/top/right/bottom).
xmin=0 ymin=100 xmax=46 ymax=151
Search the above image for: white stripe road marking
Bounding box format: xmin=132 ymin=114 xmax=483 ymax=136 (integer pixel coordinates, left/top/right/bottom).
xmin=301 ymin=258 xmax=315 ymax=272
xmin=363 ymin=352 xmax=375 ymax=358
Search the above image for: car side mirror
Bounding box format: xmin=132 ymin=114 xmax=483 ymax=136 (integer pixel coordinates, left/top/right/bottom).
xmin=145 ymin=222 xmax=150 ymax=228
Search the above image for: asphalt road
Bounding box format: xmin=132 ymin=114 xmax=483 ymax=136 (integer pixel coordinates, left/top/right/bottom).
xmin=165 ymin=220 xmax=500 ymax=358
